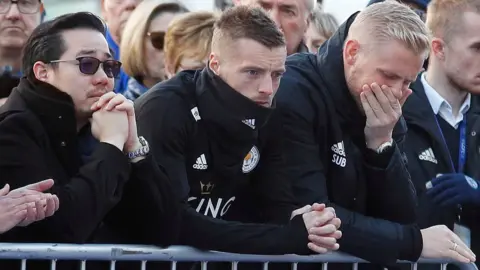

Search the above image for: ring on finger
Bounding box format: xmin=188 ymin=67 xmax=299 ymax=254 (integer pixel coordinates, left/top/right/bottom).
xmin=450 ymin=241 xmax=459 ymax=252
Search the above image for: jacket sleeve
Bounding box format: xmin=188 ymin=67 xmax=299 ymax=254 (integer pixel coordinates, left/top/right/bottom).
xmin=180 ymin=204 xmax=312 ymax=254
xmin=250 ymin=111 xmax=300 ymax=224
xmin=135 ymin=93 xmax=192 ymax=201
xmin=0 ymin=112 xmax=131 ymax=243
xmin=362 ymin=116 xmax=418 ymax=224
xmin=276 ymin=78 xmax=423 ymax=264
xmin=100 ymin=153 xmax=181 ymax=247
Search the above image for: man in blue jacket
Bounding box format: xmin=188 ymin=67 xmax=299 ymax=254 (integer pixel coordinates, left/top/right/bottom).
xmin=275 ymin=0 xmax=475 ymax=265
xmin=100 ymin=0 xmax=139 ymax=94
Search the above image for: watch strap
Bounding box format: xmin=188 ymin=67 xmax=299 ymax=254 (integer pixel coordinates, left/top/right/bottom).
xmin=127 ymin=136 xmax=150 ymax=160
xmin=375 ymin=139 xmax=393 ymax=154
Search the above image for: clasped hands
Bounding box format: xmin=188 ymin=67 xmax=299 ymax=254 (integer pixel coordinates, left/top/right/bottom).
xmin=291 ymin=203 xmax=342 ymax=253
xmin=90 ymin=92 xmax=142 ymax=153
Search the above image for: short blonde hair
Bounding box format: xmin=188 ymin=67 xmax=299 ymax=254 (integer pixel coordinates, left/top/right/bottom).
xmin=426 ymin=0 xmax=480 ymax=41
xmin=351 ymin=0 xmax=430 ymax=58
xmin=120 ymin=0 xmax=188 ymax=77
xmin=164 ymin=11 xmax=219 ymax=74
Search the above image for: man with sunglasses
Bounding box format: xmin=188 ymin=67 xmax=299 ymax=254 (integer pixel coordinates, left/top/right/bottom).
xmin=0 ymin=12 xmax=184 ymax=267
xmin=0 ymin=0 xmax=45 ymax=105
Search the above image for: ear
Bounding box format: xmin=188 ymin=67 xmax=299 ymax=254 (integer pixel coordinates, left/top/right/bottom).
xmin=208 ymin=52 xmax=220 ymax=75
xmin=431 ymin=38 xmax=445 ymax=61
xmin=343 ymin=39 xmax=360 ymax=66
xmin=32 ymin=61 xmax=50 ymax=82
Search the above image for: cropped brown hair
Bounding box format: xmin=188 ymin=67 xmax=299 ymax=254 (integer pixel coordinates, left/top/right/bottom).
xmin=211 ymin=5 xmax=285 ymax=51
xmin=164 ymin=11 xmax=219 ymax=74
xmin=427 ymin=0 xmax=480 ymax=41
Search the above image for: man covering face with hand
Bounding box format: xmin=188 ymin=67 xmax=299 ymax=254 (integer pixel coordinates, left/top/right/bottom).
xmin=275 ymin=0 xmax=475 ymax=265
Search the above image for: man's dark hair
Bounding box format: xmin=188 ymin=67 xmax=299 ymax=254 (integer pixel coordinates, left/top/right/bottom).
xmin=211 ymin=5 xmax=285 ymax=50
xmin=22 ymin=12 xmax=106 ymax=82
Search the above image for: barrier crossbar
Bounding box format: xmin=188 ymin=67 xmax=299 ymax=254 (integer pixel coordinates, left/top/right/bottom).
xmin=0 ymin=244 xmax=477 ymax=270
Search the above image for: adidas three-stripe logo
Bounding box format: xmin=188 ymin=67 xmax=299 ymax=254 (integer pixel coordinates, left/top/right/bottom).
xmin=331 ymin=141 xmax=346 ymax=157
xmin=242 ymin=119 xmax=255 ymax=129
xmin=193 ymin=154 xmax=208 ymax=170
xmin=418 ymin=148 xmax=437 ymax=164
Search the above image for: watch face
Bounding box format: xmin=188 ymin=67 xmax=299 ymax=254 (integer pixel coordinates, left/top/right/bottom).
xmin=138 ymin=137 xmax=150 ymax=154
xmin=138 ymin=136 xmax=148 ymax=146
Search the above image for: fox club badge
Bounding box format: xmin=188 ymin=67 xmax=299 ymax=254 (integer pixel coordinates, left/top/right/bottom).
xmin=243 ymin=146 xmax=260 ymax=173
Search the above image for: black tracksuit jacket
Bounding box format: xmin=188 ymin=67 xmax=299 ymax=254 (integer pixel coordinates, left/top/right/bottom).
xmin=135 ymin=66 xmax=314 ymax=255
xmin=274 ymin=12 xmax=423 ymax=264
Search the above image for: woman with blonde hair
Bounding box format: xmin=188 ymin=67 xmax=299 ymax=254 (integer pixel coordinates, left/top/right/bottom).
xmin=120 ymin=0 xmax=188 ymax=100
xmin=164 ymin=11 xmax=219 ymax=78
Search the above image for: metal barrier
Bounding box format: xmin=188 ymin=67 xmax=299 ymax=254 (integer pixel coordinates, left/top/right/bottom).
xmin=0 ymin=243 xmax=477 ymax=270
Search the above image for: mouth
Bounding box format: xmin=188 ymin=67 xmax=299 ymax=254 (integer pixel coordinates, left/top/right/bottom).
xmin=2 ymin=26 xmax=23 ymax=31
xmin=88 ymin=89 xmax=108 ymax=98
xmin=255 ymin=101 xmax=270 ymax=107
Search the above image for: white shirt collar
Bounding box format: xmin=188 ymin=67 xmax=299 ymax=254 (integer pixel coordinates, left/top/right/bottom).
xmin=421 ymin=73 xmax=471 ymax=128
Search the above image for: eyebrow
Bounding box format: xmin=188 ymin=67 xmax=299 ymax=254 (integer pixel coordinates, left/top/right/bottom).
xmin=279 ymin=3 xmax=296 ymax=10
xmin=379 ymin=68 xmax=415 ymax=83
xmin=75 ymin=49 xmax=113 ymax=59
xmin=243 ymin=65 xmax=285 ymax=73
xmin=275 ymin=68 xmax=286 ymax=74
xmin=469 ymin=41 xmax=480 ymax=49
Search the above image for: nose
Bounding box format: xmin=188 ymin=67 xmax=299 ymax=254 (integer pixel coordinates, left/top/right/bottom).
xmin=267 ymin=8 xmax=282 ymax=30
xmin=124 ymin=0 xmax=138 ymax=10
xmin=5 ymin=3 xmax=21 ymax=20
xmin=92 ymin=67 xmax=110 ymax=87
xmin=258 ymin=76 xmax=274 ymax=96
xmin=390 ymin=81 xmax=406 ymax=97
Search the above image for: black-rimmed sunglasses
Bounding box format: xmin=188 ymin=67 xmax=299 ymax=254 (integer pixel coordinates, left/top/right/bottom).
xmin=48 ymin=57 xmax=122 ymax=78
xmin=0 ymin=0 xmax=41 ymax=14
xmin=147 ymin=31 xmax=165 ymax=50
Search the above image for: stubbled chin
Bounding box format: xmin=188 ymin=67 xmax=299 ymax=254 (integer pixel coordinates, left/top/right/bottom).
xmin=0 ymin=38 xmax=25 ymax=48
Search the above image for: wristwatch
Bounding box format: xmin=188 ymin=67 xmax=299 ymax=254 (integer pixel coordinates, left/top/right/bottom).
xmin=127 ymin=136 xmax=150 ymax=160
xmin=375 ymin=139 xmax=393 ymax=154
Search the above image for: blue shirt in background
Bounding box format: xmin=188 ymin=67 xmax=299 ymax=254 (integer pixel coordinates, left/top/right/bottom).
xmin=106 ymin=29 xmax=130 ymax=94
